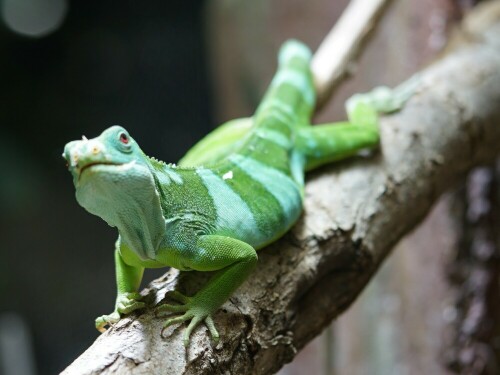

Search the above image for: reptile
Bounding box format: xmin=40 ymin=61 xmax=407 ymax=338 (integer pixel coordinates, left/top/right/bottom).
xmin=63 ymin=40 xmax=416 ymax=346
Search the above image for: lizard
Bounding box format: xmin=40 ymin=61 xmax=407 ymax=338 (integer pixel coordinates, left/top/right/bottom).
xmin=63 ymin=39 xmax=416 ymax=346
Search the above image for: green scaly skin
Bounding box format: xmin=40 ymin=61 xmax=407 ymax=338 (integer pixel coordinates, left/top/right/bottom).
xmin=63 ymin=40 xmax=417 ymax=346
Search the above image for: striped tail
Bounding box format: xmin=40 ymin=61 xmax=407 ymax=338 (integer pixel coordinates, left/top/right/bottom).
xmin=235 ymin=40 xmax=315 ymax=187
xmin=255 ymin=40 xmax=315 ymax=128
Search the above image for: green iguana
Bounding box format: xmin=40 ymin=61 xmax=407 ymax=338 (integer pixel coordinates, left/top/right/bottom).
xmin=63 ymin=40 xmax=415 ymax=346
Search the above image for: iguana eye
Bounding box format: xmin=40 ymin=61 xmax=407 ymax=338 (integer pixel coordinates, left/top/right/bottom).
xmin=119 ymin=133 xmax=129 ymax=144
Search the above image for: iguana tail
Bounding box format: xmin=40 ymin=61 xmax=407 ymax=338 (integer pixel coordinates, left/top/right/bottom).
xmin=255 ymin=39 xmax=315 ymax=127
xmin=235 ymin=39 xmax=314 ymax=187
xmin=180 ymin=40 xmax=315 ymax=183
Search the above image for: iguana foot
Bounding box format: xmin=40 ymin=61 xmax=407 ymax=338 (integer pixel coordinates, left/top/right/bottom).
xmin=95 ymin=292 xmax=145 ymax=332
xmin=156 ymin=291 xmax=220 ymax=346
xmin=95 ymin=312 xmax=120 ymax=333
xmin=346 ymin=73 xmax=421 ymax=114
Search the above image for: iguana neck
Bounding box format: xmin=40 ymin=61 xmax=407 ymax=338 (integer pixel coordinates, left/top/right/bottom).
xmin=114 ymin=188 xmax=165 ymax=260
xmin=76 ymin=162 xmax=166 ymax=260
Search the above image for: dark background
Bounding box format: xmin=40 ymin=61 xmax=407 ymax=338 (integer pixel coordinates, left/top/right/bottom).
xmin=0 ymin=1 xmax=213 ymax=373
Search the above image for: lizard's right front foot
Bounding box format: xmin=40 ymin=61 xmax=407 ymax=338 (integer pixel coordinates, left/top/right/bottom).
xmin=95 ymin=292 xmax=146 ymax=332
xmin=95 ymin=312 xmax=120 ymax=332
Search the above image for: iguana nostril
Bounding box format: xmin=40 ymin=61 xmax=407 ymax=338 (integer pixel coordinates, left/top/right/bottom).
xmin=92 ymin=146 xmax=100 ymax=155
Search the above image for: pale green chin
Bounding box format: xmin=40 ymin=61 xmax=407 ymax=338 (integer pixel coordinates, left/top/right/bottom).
xmin=74 ymin=158 xmax=165 ymax=260
xmin=74 ymin=160 xmax=154 ymax=226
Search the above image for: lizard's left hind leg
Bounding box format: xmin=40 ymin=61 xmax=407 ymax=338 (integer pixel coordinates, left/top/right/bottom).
xmin=297 ymin=118 xmax=379 ymax=171
xmin=298 ymin=77 xmax=419 ymax=171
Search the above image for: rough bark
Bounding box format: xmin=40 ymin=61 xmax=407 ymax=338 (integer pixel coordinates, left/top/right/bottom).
xmin=62 ymin=3 xmax=500 ymax=374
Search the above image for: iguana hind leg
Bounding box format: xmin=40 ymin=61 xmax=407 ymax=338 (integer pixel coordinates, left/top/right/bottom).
xmin=299 ymin=78 xmax=419 ymax=171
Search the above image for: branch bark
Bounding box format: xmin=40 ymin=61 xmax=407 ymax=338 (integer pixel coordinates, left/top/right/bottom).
xmin=62 ymin=2 xmax=500 ymax=374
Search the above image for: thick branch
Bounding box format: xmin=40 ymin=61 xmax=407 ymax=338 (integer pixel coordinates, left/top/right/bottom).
xmin=62 ymin=3 xmax=500 ymax=375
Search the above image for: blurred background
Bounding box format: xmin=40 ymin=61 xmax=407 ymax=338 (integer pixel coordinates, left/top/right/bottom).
xmin=0 ymin=1 xmax=212 ymax=374
xmin=1 ymin=0 xmax=498 ymax=374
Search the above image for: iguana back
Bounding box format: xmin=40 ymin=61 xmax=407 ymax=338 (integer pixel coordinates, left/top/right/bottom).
xmin=159 ymin=40 xmax=314 ymax=249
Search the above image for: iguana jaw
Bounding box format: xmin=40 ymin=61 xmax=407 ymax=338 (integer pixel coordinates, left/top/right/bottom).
xmin=76 ymin=160 xmax=140 ymax=185
xmin=74 ymin=158 xmax=155 ymax=224
xmin=78 ymin=161 xmax=123 ymax=181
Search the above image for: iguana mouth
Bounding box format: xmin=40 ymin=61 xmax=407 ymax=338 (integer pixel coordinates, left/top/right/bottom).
xmin=79 ymin=162 xmax=122 ymax=179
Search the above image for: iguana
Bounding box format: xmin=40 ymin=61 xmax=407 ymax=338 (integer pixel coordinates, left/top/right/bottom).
xmin=63 ymin=40 xmax=415 ymax=346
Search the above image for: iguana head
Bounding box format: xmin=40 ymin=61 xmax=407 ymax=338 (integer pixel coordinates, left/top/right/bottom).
xmin=63 ymin=125 xmax=157 ymax=226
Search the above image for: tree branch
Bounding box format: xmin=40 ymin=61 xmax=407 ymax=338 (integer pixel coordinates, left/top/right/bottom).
xmin=62 ymin=2 xmax=500 ymax=374
xmin=311 ymin=0 xmax=392 ymax=107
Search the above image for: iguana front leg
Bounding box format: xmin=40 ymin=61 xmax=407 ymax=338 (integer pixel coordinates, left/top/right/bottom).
xmin=95 ymin=242 xmax=145 ymax=332
xmin=156 ymin=235 xmax=257 ymax=346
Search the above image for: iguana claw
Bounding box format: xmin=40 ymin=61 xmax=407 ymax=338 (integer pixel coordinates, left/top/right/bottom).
xmin=95 ymin=292 xmax=145 ymax=332
xmin=95 ymin=312 xmax=120 ymax=332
